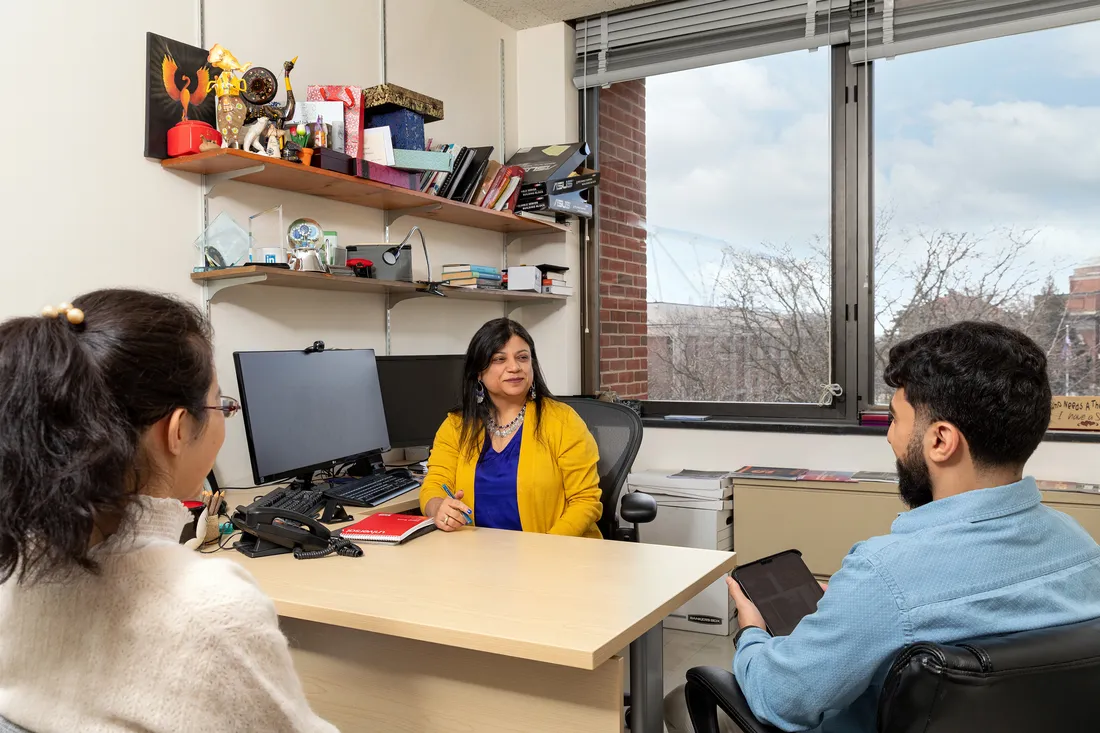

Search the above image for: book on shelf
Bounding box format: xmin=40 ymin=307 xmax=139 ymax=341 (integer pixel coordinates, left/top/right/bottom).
xmin=442 ymin=264 xmax=501 ymax=277
xmin=362 ymin=126 xmax=395 ymax=166
xmin=851 ymin=471 xmax=899 ymax=483
xmin=731 ymin=466 xmax=807 ymax=481
xmin=541 ymin=284 xmax=573 ymax=296
xmin=436 ymin=146 xmax=470 ymax=199
xmin=421 ymin=143 xmax=457 ymax=194
xmin=338 ymin=513 xmax=436 ymax=545
xmin=516 ymin=210 xmax=563 ymax=225
xmin=446 ymin=278 xmax=504 ymax=289
xmin=799 ymin=470 xmax=857 ymax=483
xmin=492 ymin=174 xmax=523 ymax=212
xmin=472 ymin=160 xmax=503 ymax=206
xmin=1036 ymin=479 xmax=1100 ymax=494
xmin=452 ymin=146 xmax=495 ymax=203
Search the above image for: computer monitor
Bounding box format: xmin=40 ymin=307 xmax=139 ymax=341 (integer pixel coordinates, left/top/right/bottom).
xmin=233 ymin=349 xmax=391 ymax=484
xmin=376 ymin=355 xmax=465 ymax=449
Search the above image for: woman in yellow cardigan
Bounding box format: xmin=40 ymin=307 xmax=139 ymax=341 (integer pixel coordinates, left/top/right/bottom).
xmin=420 ymin=318 xmax=603 ymax=538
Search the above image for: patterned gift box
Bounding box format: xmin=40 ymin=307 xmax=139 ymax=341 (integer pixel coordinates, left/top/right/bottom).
xmin=306 ymin=85 xmax=364 ymax=158
xmin=367 ymin=108 xmax=425 ymax=151
xmin=361 ymin=83 xmax=444 ymax=122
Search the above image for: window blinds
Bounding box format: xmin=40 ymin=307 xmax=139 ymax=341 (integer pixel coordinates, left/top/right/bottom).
xmin=573 ymin=0 xmax=850 ymax=88
xmin=848 ymin=0 xmax=1100 ymax=64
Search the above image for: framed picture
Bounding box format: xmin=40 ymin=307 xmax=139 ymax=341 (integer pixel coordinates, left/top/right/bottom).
xmin=144 ymin=32 xmax=217 ymax=159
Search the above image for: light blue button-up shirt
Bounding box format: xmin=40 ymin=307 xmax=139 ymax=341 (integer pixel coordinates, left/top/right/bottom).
xmin=734 ymin=477 xmax=1100 ymax=732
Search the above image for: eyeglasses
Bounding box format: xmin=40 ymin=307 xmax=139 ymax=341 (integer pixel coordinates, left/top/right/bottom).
xmin=204 ymin=395 xmax=241 ymax=418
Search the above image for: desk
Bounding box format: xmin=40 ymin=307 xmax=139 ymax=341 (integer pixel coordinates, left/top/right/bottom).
xmin=218 ymin=493 xmax=735 ymax=732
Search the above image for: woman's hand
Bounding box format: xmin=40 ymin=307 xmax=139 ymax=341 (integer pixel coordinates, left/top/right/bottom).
xmin=426 ymin=491 xmax=472 ymax=532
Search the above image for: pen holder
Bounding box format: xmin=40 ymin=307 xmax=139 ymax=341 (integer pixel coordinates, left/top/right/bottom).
xmin=202 ymin=512 xmax=222 ymax=548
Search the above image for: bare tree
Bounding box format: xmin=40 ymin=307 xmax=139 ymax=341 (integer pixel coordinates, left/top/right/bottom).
xmin=647 ymin=218 xmax=1092 ymax=404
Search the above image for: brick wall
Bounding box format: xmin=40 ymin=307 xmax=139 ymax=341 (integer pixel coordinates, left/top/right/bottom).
xmin=598 ymin=80 xmax=648 ymax=399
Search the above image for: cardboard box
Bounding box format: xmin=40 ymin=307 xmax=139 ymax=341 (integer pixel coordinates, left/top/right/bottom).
xmin=305 ymin=85 xmax=363 ymax=158
xmin=506 ymin=143 xmax=596 ymax=198
xmin=515 ymin=189 xmax=593 ymax=218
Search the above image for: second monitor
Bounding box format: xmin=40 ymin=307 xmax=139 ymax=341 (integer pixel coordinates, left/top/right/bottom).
xmin=376 ymin=355 xmax=465 ymax=449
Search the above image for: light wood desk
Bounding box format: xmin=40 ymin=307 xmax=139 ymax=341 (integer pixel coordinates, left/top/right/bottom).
xmin=219 ymin=489 xmax=735 ymax=732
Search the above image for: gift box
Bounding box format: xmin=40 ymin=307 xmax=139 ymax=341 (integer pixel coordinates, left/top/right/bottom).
xmin=367 ymin=108 xmax=425 ymax=152
xmin=167 ymin=120 xmax=222 ymax=157
xmin=361 ymin=83 xmax=444 ymax=122
xmin=306 ymin=85 xmax=363 ymax=158
xmin=356 ymin=160 xmax=419 ymax=190
xmin=311 ymin=148 xmax=355 ymax=175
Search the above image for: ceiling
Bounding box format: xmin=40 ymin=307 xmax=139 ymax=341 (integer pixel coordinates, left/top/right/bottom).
xmin=463 ymin=0 xmax=657 ymax=30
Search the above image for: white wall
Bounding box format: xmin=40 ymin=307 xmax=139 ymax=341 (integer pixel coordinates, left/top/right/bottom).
xmin=636 ymin=427 xmax=1100 ymax=484
xmin=0 ymin=0 xmax=583 ymax=487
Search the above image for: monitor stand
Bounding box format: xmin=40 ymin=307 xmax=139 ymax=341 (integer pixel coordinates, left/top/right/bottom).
xmin=288 ymin=469 xmax=354 ymax=524
xmin=347 ymin=450 xmax=388 ymax=479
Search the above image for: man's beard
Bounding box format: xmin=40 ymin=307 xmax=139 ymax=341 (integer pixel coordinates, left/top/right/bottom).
xmin=897 ymin=435 xmax=934 ymax=509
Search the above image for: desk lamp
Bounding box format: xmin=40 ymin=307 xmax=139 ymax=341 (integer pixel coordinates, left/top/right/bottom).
xmin=385 ymin=226 xmax=444 ymax=297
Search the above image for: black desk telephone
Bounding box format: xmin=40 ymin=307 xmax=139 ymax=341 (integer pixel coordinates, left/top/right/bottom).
xmin=231 ymin=507 xmax=362 ymax=560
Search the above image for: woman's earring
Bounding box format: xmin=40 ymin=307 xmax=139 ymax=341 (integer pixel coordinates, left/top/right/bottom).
xmin=529 ymin=385 xmax=536 ymax=401
xmin=476 ymin=381 xmax=485 ymax=404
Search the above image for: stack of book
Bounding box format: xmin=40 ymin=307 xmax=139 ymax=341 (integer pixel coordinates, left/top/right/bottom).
xmin=441 ymin=263 xmax=503 ymax=290
xmin=860 ymin=410 xmax=891 ymax=428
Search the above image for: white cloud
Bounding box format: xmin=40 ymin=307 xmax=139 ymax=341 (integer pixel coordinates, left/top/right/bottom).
xmin=644 ymin=35 xmax=1100 ymax=305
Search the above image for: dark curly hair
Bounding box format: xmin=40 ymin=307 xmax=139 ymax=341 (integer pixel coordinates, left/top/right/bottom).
xmin=0 ymin=290 xmax=214 ymax=584
xmin=884 ymin=320 xmax=1050 ymax=468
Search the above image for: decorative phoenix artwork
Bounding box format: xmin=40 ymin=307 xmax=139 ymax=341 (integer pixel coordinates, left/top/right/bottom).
xmin=161 ymin=51 xmax=211 ymax=122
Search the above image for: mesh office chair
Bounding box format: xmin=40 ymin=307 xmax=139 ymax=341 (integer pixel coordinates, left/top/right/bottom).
xmin=684 ymin=616 xmax=1100 ymax=733
xmin=558 ymin=396 xmax=657 ymax=731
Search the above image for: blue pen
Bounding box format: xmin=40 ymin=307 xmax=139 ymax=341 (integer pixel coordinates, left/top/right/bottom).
xmin=442 ymin=484 xmax=473 ymax=524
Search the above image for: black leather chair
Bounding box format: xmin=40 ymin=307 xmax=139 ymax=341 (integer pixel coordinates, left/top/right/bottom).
xmin=684 ymin=617 xmax=1100 ymax=733
xmin=558 ymin=396 xmax=658 ymax=731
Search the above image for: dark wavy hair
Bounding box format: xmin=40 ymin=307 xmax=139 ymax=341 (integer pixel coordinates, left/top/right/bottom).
xmin=457 ymin=318 xmax=553 ymax=457
xmin=884 ymin=320 xmax=1050 ymax=468
xmin=0 ymin=289 xmax=214 ymax=584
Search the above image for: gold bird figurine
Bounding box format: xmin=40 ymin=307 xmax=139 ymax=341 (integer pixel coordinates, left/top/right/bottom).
xmin=208 ymin=44 xmax=252 ymax=73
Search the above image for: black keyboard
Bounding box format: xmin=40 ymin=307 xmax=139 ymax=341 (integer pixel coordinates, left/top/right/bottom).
xmin=323 ymin=472 xmax=420 ymax=507
xmin=245 ymin=486 xmax=328 ymax=518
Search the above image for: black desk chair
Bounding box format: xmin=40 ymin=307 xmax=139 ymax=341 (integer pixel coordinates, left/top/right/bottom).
xmin=684 ymin=616 xmax=1100 ymax=733
xmin=558 ymin=397 xmax=658 ymax=731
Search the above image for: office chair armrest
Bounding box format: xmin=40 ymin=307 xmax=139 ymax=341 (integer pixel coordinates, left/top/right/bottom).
xmin=620 ymin=491 xmax=657 ymax=524
xmin=685 ymin=666 xmax=782 ymax=733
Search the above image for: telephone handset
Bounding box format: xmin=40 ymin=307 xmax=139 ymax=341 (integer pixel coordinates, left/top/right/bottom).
xmin=232 ymin=507 xmax=362 ymax=559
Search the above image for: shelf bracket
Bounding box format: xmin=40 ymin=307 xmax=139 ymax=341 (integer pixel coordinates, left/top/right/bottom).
xmin=202 ymin=273 xmax=268 ymax=304
xmin=203 ymin=164 xmax=266 ymax=196
xmin=384 ymin=205 xmax=443 ymax=231
xmin=505 ymin=229 xmax=565 ymax=247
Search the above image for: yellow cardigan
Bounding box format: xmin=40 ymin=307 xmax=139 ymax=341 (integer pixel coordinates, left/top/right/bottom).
xmin=419 ymin=399 xmax=603 ymax=538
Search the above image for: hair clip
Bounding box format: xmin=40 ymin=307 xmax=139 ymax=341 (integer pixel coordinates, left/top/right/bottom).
xmin=41 ymin=303 xmax=85 ymax=325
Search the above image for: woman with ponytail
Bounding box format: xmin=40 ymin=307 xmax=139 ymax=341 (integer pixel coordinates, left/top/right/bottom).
xmin=0 ymin=290 xmax=336 ymax=733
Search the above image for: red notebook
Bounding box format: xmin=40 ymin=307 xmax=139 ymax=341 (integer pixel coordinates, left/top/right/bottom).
xmin=338 ymin=513 xmax=436 ymax=545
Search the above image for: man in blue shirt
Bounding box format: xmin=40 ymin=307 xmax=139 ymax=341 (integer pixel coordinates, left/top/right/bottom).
xmin=665 ymin=321 xmax=1100 ymax=733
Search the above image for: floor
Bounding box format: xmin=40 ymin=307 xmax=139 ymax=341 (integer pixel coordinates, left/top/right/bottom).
xmin=621 ymin=626 xmax=740 ymax=732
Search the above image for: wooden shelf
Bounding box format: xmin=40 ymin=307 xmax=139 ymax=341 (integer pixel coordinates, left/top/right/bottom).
xmin=191 ymin=266 xmax=568 ymax=307
xmin=163 ymin=149 xmax=569 ymax=236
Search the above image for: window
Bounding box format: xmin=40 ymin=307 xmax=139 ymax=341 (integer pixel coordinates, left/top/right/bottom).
xmin=582 ymin=2 xmax=1100 ymax=423
xmin=873 ymin=22 xmax=1100 ymax=401
xmin=600 ymin=49 xmax=836 ymax=409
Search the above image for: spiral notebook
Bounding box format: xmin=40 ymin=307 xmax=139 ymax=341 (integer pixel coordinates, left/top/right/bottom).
xmin=338 ymin=513 xmax=436 ymax=545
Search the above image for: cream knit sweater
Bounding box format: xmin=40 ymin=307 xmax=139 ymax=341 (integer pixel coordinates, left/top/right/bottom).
xmin=0 ymin=496 xmax=338 ymax=733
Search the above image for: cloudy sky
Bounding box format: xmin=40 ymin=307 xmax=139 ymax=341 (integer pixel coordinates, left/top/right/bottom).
xmin=645 ymin=21 xmax=1100 ymax=306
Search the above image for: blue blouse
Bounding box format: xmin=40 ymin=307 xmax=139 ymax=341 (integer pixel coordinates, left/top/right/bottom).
xmin=473 ymin=430 xmax=523 ymax=531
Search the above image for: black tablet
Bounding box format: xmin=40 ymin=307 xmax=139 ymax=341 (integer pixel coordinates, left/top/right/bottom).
xmin=732 ymin=549 xmax=824 ymax=636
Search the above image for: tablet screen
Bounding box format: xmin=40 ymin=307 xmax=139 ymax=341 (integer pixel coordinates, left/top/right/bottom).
xmin=734 ymin=551 xmax=823 ymax=636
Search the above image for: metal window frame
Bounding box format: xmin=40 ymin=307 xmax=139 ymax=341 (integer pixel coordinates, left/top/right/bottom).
xmin=581 ymin=45 xmax=870 ymax=422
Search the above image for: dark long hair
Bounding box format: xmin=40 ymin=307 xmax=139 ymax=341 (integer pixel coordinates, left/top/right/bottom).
xmin=457 ymin=318 xmax=552 ymax=457
xmin=0 ymin=290 xmax=214 ymax=584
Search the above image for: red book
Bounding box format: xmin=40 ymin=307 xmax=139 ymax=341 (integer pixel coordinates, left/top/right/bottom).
xmin=338 ymin=513 xmax=436 ymax=545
